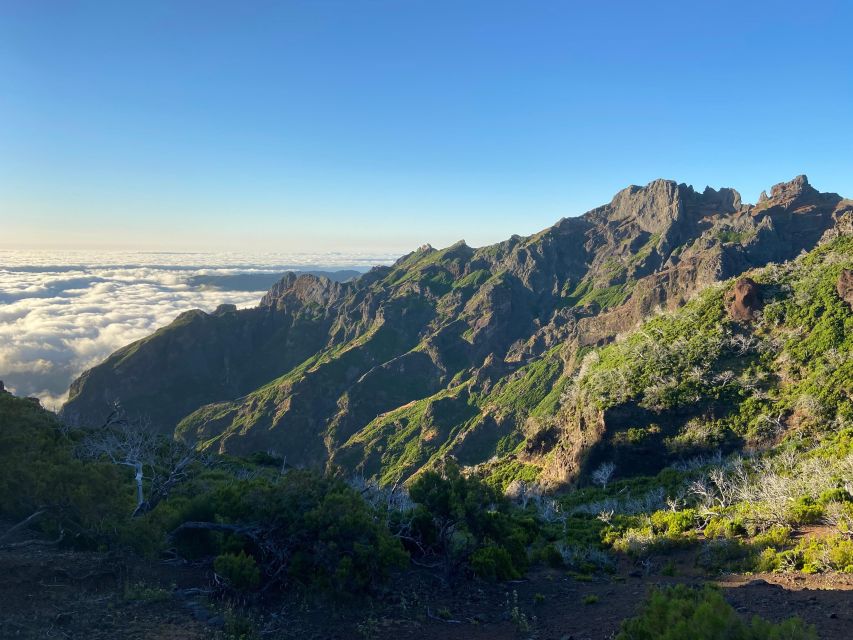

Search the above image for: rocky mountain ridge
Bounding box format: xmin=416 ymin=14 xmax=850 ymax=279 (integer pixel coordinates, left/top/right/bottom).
xmin=62 ymin=176 xmax=853 ymax=484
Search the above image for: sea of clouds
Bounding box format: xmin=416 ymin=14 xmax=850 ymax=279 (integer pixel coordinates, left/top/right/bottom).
xmin=0 ymin=250 xmax=397 ymax=408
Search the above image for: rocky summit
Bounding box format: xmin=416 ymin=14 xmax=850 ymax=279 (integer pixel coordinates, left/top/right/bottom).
xmin=62 ymin=176 xmax=853 ymax=485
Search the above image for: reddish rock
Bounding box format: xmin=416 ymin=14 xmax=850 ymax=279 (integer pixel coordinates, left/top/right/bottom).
xmin=728 ymin=277 xmax=762 ymax=321
xmin=838 ymin=269 xmax=853 ymax=309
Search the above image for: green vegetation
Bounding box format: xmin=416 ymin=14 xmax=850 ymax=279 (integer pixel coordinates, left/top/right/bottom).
xmin=716 ymin=228 xmax=756 ymax=245
xmin=0 ymin=393 xmax=407 ymax=598
xmin=406 ymin=465 xmax=533 ymax=579
xmin=214 ymin=551 xmax=261 ymax=590
xmin=562 ymin=277 xmax=632 ymax=310
xmin=617 ymin=585 xmax=816 ymax=640
xmin=166 ymin=469 xmax=408 ymax=594
xmin=0 ymin=392 xmax=131 ymax=545
xmin=123 ymin=580 xmax=171 ymax=603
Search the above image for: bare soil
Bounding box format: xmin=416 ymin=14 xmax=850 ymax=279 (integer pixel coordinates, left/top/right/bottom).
xmin=1 ymin=535 xmax=851 ymax=639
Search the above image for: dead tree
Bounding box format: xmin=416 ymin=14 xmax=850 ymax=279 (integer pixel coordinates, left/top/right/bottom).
xmin=76 ymin=407 xmax=201 ymax=516
xmin=592 ymin=461 xmax=616 ymax=490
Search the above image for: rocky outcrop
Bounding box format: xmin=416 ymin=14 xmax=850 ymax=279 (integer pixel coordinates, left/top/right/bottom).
xmin=63 ymin=176 xmax=853 ymax=476
xmin=728 ymin=278 xmax=762 ymax=321
xmin=838 ymin=270 xmax=853 ymax=309
xmin=758 ymin=174 xmax=817 ymax=207
xmin=213 ymin=304 xmax=237 ymax=315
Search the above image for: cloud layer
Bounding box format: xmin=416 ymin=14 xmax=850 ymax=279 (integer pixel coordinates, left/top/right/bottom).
xmin=0 ymin=250 xmax=395 ymax=408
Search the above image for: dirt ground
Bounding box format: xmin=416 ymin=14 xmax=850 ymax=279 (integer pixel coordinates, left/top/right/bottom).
xmin=1 ymin=538 xmax=851 ymax=639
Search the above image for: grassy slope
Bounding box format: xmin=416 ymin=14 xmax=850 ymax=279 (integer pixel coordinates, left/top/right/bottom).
xmin=542 ymin=234 xmax=852 ymax=575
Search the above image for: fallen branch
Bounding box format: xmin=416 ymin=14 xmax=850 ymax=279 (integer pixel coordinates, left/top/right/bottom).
xmin=0 ymin=529 xmax=64 ymax=551
xmin=0 ymin=509 xmax=47 ymax=543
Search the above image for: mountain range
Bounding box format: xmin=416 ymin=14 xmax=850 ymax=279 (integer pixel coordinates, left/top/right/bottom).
xmin=62 ymin=175 xmax=853 ymax=487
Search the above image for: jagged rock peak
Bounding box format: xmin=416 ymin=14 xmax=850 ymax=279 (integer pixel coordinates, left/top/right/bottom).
xmin=392 ymin=243 xmax=435 ymax=267
xmin=758 ymin=175 xmax=816 ymax=205
xmin=589 ymin=178 xmax=739 ymax=234
xmin=701 ymin=185 xmax=742 ymax=211
xmin=260 ymin=272 xmax=345 ymax=308
xmin=443 ymin=239 xmax=475 ymax=259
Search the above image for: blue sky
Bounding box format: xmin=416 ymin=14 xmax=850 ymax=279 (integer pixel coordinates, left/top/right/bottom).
xmin=2 ymin=0 xmax=852 ymax=253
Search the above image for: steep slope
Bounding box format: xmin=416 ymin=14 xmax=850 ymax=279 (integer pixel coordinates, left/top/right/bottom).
xmin=63 ymin=176 xmax=852 ymax=483
xmin=538 ymin=220 xmax=852 ymax=487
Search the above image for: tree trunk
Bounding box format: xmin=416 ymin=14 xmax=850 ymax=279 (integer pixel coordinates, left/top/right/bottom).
xmin=134 ymin=462 xmax=144 ymax=510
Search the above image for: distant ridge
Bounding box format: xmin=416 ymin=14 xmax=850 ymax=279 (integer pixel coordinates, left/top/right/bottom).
xmin=63 ymin=176 xmax=853 ymax=485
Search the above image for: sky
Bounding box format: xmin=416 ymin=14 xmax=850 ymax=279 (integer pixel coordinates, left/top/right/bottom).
xmin=2 ymin=0 xmax=852 ymax=253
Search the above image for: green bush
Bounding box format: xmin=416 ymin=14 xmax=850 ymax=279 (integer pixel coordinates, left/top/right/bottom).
xmin=704 ymin=516 xmax=747 ymax=540
xmin=214 ymin=551 xmax=261 ymax=590
xmin=788 ymin=497 xmax=824 ymax=525
xmin=697 ymin=539 xmax=754 ymax=573
xmin=818 ymin=488 xmax=852 ymax=505
xmin=169 ymin=469 xmax=408 ymax=594
xmin=754 ymin=547 xmax=781 ymax=572
xmin=752 ymin=525 xmax=791 ymax=549
xmin=408 ymin=465 xmax=531 ymax=578
xmin=616 ymin=585 xmax=816 ymax=640
xmin=471 ymin=545 xmax=519 ymax=580
xmin=778 ymin=535 xmax=853 ymax=574
xmin=650 ymin=509 xmax=697 ymax=536
xmin=0 ymin=394 xmax=131 ymax=545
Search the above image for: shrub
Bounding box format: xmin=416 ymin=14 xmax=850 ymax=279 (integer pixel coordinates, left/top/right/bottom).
xmin=557 ymin=543 xmax=616 ymax=573
xmin=0 ymin=394 xmax=131 ymax=544
xmin=782 ymin=535 xmax=853 ymax=574
xmin=818 ymin=488 xmax=852 ymax=505
xmin=616 ymin=585 xmax=816 ymax=640
xmin=754 ymin=547 xmax=781 ymax=572
xmin=650 ymin=509 xmax=697 ymax=536
xmin=170 ymin=470 xmax=408 ymax=594
xmin=408 ymin=466 xmax=531 ymax=578
xmin=752 ymin=525 xmax=791 ymax=549
xmin=471 ymin=545 xmax=519 ymax=580
xmin=789 ymin=497 xmax=824 ymax=525
xmin=704 ymin=516 xmax=747 ymax=540
xmin=697 ymin=539 xmax=754 ymax=573
xmin=214 ymin=551 xmax=261 ymax=590
xmin=123 ymin=580 xmax=170 ymax=602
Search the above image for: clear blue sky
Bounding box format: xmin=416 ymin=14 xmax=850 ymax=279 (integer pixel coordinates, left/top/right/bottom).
xmin=2 ymin=1 xmax=852 ymax=253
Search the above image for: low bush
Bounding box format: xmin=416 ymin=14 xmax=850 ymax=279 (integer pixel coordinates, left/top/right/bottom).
xmin=704 ymin=516 xmax=747 ymax=540
xmin=650 ymin=509 xmax=697 ymax=536
xmin=0 ymin=394 xmax=132 ymax=545
xmin=407 ymin=465 xmax=532 ymax=578
xmin=788 ymin=497 xmax=824 ymax=525
xmin=168 ymin=470 xmax=408 ymax=594
xmin=616 ymin=585 xmax=816 ymax=640
xmin=776 ymin=535 xmax=853 ymax=574
xmin=470 ymin=545 xmax=519 ymax=580
xmin=214 ymin=551 xmax=261 ymax=590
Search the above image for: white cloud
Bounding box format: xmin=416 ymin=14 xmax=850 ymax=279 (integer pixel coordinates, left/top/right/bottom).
xmin=0 ymin=250 xmax=396 ymax=408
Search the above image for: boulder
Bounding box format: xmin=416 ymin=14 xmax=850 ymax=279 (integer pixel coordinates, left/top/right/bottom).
xmin=728 ymin=277 xmax=762 ymax=321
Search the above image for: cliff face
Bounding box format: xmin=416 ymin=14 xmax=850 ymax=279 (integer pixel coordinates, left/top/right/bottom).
xmin=63 ymin=176 xmax=852 ymax=482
